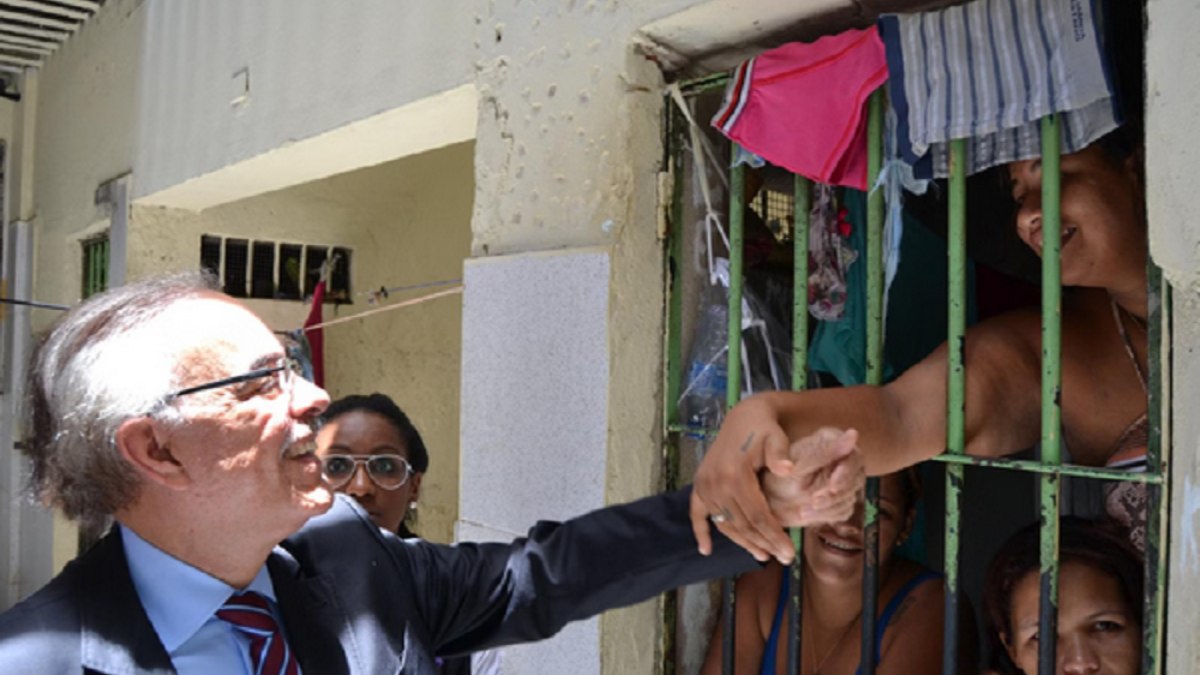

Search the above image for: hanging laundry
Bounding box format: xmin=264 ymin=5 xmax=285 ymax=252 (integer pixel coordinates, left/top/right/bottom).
xmin=807 ymin=184 xmax=857 ymax=321
xmin=711 ymin=28 xmax=888 ymax=190
xmin=879 ymin=0 xmax=1120 ymax=179
xmin=808 ymin=189 xmax=976 ymax=387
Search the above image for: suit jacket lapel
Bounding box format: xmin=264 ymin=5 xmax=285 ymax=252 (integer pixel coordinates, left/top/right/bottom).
xmin=269 ymin=547 xmax=395 ymax=675
xmin=78 ymin=531 xmax=175 ymax=675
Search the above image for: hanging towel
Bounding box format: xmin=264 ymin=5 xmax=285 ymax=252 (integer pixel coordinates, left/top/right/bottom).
xmin=879 ymin=0 xmax=1120 ymax=179
xmin=712 ymin=28 xmax=888 ymax=190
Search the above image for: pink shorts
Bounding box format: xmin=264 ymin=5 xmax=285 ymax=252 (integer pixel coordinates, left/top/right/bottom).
xmin=712 ymin=28 xmax=887 ymax=190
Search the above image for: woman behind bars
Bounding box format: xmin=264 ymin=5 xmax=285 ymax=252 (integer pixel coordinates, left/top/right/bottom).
xmin=983 ymin=517 xmax=1142 ymax=675
xmin=701 ymin=469 xmax=964 ymax=675
xmin=689 ymin=124 xmax=1152 ymax=563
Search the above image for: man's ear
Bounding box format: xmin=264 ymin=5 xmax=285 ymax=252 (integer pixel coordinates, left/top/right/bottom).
xmin=115 ymin=417 xmax=189 ymax=489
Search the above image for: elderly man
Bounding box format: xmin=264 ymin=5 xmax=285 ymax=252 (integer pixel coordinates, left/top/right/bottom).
xmin=0 ymin=273 xmax=862 ymax=674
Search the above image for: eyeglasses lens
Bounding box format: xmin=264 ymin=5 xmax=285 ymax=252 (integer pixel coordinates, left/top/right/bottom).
xmin=320 ymin=455 xmax=410 ymax=490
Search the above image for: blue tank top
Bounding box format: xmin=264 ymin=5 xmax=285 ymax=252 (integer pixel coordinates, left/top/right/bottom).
xmin=760 ymin=567 xmax=940 ymax=675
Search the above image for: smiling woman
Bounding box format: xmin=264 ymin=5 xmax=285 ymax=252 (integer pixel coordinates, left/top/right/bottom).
xmin=701 ymin=470 xmax=971 ymax=675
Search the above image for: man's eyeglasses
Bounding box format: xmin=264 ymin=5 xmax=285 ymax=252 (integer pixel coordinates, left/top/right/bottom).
xmin=320 ymin=454 xmax=414 ymax=491
xmin=162 ymin=355 xmax=305 ymax=404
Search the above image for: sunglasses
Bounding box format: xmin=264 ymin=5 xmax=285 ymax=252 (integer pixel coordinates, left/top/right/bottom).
xmin=320 ymin=454 xmax=414 ymax=491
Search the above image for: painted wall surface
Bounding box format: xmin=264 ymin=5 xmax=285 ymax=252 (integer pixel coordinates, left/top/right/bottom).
xmin=133 ymin=0 xmax=475 ymax=203
xmin=33 ymin=0 xmax=143 ymax=312
xmin=459 ymin=249 xmax=611 ymax=675
xmin=467 ymin=3 xmax=711 ymax=671
xmin=128 ymin=141 xmax=474 ymax=544
xmin=1146 ymin=0 xmax=1200 ymax=670
xmin=465 ymin=2 xmax=865 ymax=672
xmin=10 ymin=0 xmax=147 ymax=582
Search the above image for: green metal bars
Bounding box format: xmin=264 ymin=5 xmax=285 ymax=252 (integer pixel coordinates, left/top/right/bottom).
xmin=720 ymin=155 xmax=747 ymax=675
xmin=81 ymin=235 xmax=109 ymax=299
xmin=664 ymin=74 xmax=1168 ymax=675
xmin=942 ymin=137 xmax=968 ymax=674
xmin=785 ymin=173 xmax=811 ymax=675
xmin=1142 ymin=261 xmax=1168 ymax=675
xmin=859 ymin=88 xmax=886 ymax=675
xmin=1037 ymin=114 xmax=1064 ymax=675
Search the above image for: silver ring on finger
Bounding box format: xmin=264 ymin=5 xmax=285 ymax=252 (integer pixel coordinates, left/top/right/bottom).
xmin=709 ymin=509 xmax=731 ymax=524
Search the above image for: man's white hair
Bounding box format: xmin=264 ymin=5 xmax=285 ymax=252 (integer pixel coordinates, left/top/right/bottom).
xmin=24 ymin=272 xmax=218 ymax=525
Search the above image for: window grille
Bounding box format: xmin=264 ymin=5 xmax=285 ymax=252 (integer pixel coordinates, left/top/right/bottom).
xmin=278 ymin=243 xmax=303 ymax=300
xmin=199 ymin=235 xmax=351 ymax=304
xmin=80 ymin=235 xmax=108 ymax=299
xmin=664 ymin=78 xmax=1168 ymax=675
xmin=200 ymin=235 xmax=221 ymax=278
xmin=251 ymin=241 xmax=276 ymax=299
xmin=222 ymin=238 xmax=249 ymax=298
xmin=303 ymin=245 xmax=328 ymax=298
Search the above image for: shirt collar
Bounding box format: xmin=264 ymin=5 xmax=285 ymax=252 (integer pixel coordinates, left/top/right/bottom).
xmin=120 ymin=525 xmax=277 ymax=653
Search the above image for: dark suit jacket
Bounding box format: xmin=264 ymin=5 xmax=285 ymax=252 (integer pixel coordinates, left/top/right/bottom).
xmin=0 ymin=488 xmax=754 ymax=674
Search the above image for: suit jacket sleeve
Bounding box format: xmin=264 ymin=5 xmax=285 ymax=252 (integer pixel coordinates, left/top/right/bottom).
xmin=402 ymin=486 xmax=758 ymax=656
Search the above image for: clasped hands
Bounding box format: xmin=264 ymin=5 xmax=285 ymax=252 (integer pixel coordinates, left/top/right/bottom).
xmin=689 ymin=399 xmax=865 ymax=564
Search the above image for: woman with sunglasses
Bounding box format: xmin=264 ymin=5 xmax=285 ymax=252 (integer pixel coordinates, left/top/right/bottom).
xmin=316 ymin=393 xmax=429 ymax=538
xmin=316 ymin=393 xmax=500 ymax=674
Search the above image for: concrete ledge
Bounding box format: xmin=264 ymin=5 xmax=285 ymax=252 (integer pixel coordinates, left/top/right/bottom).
xmin=135 ymin=83 xmax=477 ymax=211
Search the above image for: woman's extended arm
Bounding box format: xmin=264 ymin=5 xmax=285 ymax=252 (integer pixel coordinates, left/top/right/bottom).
xmin=690 ymin=310 xmax=1043 ymax=560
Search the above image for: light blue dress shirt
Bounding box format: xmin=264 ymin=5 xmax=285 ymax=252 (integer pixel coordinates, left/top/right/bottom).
xmin=121 ymin=525 xmax=294 ymax=675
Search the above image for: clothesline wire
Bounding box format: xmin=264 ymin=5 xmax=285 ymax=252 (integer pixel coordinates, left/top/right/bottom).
xmin=302 ymin=285 xmax=463 ymax=332
xmin=360 ymin=278 xmax=463 ymax=303
xmin=0 ymin=297 xmax=70 ymax=311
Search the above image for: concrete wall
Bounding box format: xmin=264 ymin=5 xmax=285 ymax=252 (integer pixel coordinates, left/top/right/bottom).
xmin=463 ymin=2 xmax=875 ymax=672
xmin=33 ymin=0 xmax=143 ymax=311
xmin=1145 ymin=0 xmax=1200 ymax=671
xmin=465 ymin=3 xmax=716 ymax=672
xmin=133 ymin=0 xmax=475 ymax=204
xmin=5 ymin=0 xmax=148 ymax=584
xmin=129 ymin=142 xmax=474 ymax=544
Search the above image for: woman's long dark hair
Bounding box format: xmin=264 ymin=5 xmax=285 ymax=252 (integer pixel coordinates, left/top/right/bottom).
xmin=983 ymin=517 xmax=1143 ymax=673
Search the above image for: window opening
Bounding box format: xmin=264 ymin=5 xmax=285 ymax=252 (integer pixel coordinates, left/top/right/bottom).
xmin=200 ymin=235 xmax=221 ymax=278
xmin=223 ymin=238 xmax=249 ymax=298
xmin=329 ymin=247 xmax=352 ymax=302
xmin=278 ymin=243 xmax=303 ymax=300
xmin=199 ymin=235 xmax=351 ymax=304
xmin=303 ymin=245 xmax=328 ymax=298
xmin=663 ymin=15 xmax=1164 ymax=671
xmin=250 ymin=241 xmax=276 ymax=299
xmin=80 ymin=235 xmax=108 ymax=299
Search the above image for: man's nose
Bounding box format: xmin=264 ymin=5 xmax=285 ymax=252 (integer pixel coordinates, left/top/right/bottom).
xmin=1060 ymin=634 xmax=1100 ymax=674
xmin=290 ymin=376 xmax=331 ymax=420
xmin=344 ymin=463 xmax=374 ymax=497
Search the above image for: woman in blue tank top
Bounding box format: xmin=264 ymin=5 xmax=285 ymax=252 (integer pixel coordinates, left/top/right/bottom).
xmin=701 ymin=469 xmax=967 ymax=674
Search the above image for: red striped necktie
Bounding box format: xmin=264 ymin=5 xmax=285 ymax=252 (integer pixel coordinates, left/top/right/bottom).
xmin=216 ymin=591 xmax=300 ymax=675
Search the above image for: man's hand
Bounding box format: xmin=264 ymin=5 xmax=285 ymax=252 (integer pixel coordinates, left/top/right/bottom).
xmin=761 ymin=428 xmax=863 ymax=535
xmin=688 ymin=394 xmax=865 ymax=563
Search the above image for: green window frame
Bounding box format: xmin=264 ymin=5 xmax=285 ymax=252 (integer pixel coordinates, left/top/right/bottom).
xmin=81 ymin=235 xmax=109 ymax=299
xmin=662 ymin=77 xmax=1169 ymax=675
